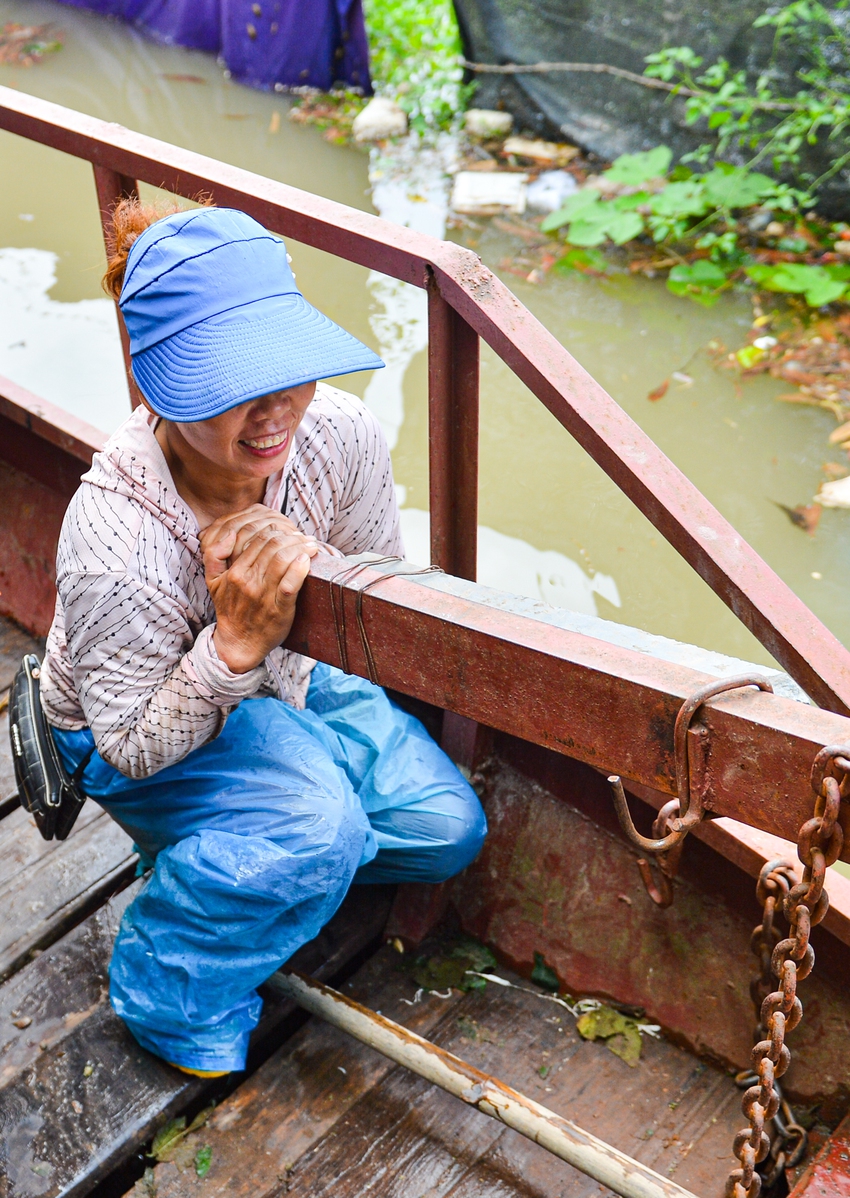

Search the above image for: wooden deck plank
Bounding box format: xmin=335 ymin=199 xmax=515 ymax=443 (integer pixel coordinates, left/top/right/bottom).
xmin=0 ymin=885 xmax=394 ymax=1197
xmin=132 ymin=947 xmax=467 ymax=1197
xmin=132 ymin=950 xmax=743 ymax=1198
xmin=0 ymin=801 xmax=136 ymax=982
xmin=277 ymin=974 xmax=742 ymax=1198
xmin=0 ymin=882 xmax=140 ymax=1088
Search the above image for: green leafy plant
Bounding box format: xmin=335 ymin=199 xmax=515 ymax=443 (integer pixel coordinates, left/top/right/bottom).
xmin=362 ymin=0 xmax=471 ymax=133
xmin=540 ymin=136 xmax=850 ymax=312
xmin=644 ymin=1 xmax=850 ymax=193
xmin=543 ymin=150 xmax=787 ymax=255
xmin=195 ymin=1145 xmax=213 ymax=1179
xmin=746 ymin=261 xmax=850 ymax=306
xmin=667 ymin=260 xmax=731 ymax=305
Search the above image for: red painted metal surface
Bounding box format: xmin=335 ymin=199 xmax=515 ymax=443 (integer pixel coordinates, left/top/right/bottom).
xmin=1 ymin=86 xmax=849 ymax=713
xmin=0 ymin=375 xmax=104 ymax=635
xmin=622 ymin=773 xmax=850 ymax=950
xmin=0 ymin=373 xmax=105 ymax=468
xmin=790 ymin=1115 xmax=850 ymax=1196
xmin=91 ymin=164 xmax=142 ymax=409
xmin=450 ymin=753 xmax=850 ymax=1102
xmin=427 ymin=276 xmax=479 ymax=580
xmin=286 ymin=558 xmax=850 ymax=854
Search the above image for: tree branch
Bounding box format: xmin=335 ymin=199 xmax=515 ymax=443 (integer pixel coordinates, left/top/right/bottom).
xmin=462 ymin=59 xmax=797 ymax=111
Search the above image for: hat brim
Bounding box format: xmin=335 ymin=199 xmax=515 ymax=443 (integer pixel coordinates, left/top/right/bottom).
xmin=131 ymin=293 xmax=384 ymax=421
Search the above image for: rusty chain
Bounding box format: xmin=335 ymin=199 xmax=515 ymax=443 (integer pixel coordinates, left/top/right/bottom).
xmin=726 ymin=745 xmax=850 ymax=1198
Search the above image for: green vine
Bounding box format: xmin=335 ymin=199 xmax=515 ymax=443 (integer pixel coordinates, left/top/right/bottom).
xmin=542 ymin=3 xmax=850 ymax=311
xmin=644 ymin=2 xmax=850 ymax=189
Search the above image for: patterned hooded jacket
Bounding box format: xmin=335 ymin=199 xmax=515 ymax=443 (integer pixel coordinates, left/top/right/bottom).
xmin=40 ymin=383 xmax=402 ymax=779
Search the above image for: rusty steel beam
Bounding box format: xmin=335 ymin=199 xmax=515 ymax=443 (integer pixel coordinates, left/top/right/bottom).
xmin=427 ymin=274 xmax=479 ymax=580
xmin=91 ymin=164 xmax=143 ymax=410
xmin=2 ymin=88 xmax=850 ymax=714
xmin=286 ymin=558 xmax=850 ymax=857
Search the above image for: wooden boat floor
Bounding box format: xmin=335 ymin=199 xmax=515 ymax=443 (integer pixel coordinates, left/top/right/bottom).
xmin=135 ymin=945 xmax=743 ymax=1198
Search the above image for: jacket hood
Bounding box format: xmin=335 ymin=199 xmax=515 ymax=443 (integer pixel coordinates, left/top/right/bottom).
xmin=81 ymin=406 xmax=201 ymax=551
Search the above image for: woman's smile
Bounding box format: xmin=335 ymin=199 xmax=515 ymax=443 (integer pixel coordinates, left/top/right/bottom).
xmin=239 ymin=426 xmax=291 ymax=457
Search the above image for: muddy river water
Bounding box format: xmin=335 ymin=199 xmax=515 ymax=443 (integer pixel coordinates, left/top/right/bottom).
xmin=1 ymin=0 xmax=848 ymax=671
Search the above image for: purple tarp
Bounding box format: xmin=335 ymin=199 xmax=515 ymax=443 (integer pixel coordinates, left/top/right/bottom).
xmin=55 ymin=0 xmax=372 ymax=92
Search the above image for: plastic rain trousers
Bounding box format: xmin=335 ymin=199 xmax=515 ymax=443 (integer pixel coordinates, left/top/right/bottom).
xmin=52 ymin=664 xmax=487 ymax=1073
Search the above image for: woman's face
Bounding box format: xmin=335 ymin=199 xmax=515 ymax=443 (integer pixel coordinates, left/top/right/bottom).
xmin=168 ymin=382 xmax=316 ymax=480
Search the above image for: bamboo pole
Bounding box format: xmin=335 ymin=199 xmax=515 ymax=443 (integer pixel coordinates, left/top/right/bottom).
xmin=269 ymin=970 xmax=700 ymax=1198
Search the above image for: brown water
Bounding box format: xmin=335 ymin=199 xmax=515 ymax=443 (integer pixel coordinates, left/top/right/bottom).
xmin=1 ymin=0 xmax=847 ymax=671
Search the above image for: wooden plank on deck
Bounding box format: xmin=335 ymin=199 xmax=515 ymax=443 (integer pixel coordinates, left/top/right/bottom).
xmin=0 ymin=885 xmax=394 ymax=1197
xmin=0 ymin=800 xmax=136 ymax=981
xmin=132 ymin=948 xmax=743 ymax=1198
xmin=130 ymin=947 xmax=466 ymax=1198
xmin=280 ymin=982 xmax=741 ymax=1198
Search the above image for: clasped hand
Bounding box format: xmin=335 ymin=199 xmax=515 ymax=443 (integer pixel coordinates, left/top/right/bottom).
xmin=201 ymin=504 xmax=320 ymax=673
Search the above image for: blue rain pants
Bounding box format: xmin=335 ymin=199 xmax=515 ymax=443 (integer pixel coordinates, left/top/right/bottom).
xmin=53 ymin=663 xmax=487 ymax=1073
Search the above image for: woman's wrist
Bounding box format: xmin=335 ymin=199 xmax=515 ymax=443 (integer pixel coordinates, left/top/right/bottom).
xmin=211 ymin=625 xmax=264 ymax=674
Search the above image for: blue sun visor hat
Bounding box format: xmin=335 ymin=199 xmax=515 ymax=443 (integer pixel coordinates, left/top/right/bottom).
xmin=120 ymin=207 xmax=384 ymax=421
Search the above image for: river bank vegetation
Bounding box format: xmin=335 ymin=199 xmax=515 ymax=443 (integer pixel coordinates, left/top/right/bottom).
xmin=298 ymin=0 xmax=850 ymax=500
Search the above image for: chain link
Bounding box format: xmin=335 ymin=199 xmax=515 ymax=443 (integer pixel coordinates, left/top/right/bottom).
xmin=726 ymin=747 xmax=848 ymax=1198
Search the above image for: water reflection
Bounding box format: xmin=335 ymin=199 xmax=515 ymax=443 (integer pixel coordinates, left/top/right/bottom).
xmin=363 ymin=139 xmax=452 ymax=448
xmin=0 ymin=246 xmax=127 ymax=427
xmin=400 ymin=508 xmax=620 ymax=616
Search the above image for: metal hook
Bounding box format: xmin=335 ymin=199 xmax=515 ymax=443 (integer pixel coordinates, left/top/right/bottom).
xmin=635 ymin=800 xmax=683 ymax=908
xmin=609 ymin=674 xmax=775 ymax=901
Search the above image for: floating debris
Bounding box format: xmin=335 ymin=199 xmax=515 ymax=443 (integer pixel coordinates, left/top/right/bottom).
xmin=452 ymin=170 xmax=529 ymax=216
xmin=159 ymin=73 xmax=206 ymax=83
xmin=818 ymin=475 xmax=850 ymax=509
xmin=352 ymin=97 xmax=408 ymax=142
xmin=647 ymin=379 xmax=669 ymax=402
xmin=526 ymin=170 xmax=578 ymax=213
xmin=464 ymin=108 xmax=513 ymax=138
xmin=773 ymin=501 xmax=821 ymax=535
xmin=503 ymin=136 xmax=579 ymax=165
xmin=289 ymin=93 xmax=366 ymax=145
xmin=0 ymin=23 xmax=62 ymax=67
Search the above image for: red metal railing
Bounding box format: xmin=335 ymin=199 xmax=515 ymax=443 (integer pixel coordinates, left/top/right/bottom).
xmin=2 ymin=84 xmax=850 ymax=713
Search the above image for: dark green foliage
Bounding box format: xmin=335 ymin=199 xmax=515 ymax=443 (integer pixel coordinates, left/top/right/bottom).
xmin=408 ymin=934 xmax=497 ymax=992
xmin=530 ymin=952 xmax=560 ymax=993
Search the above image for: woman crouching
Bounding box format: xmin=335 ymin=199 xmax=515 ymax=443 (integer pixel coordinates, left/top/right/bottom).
xmin=39 ymin=203 xmax=487 ymax=1076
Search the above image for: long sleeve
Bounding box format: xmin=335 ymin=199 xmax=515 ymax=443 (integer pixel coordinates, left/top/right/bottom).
xmin=56 ymin=571 xmax=266 ymax=778
xmin=40 ymin=387 xmax=406 ymax=782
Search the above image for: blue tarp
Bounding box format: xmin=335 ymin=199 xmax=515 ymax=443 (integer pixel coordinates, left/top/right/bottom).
xmin=55 ymin=0 xmax=372 ymax=92
xmin=54 ymin=664 xmax=487 ymax=1072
